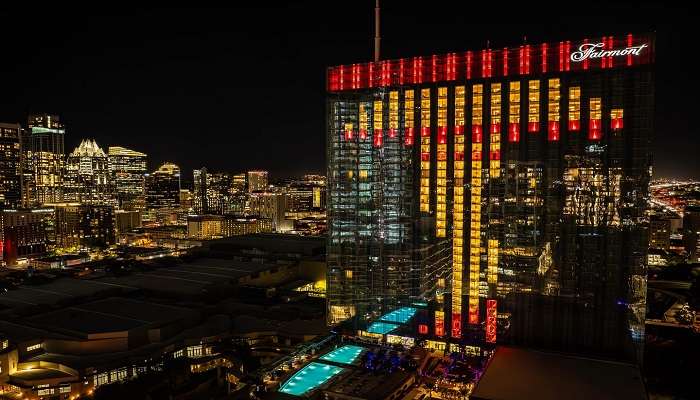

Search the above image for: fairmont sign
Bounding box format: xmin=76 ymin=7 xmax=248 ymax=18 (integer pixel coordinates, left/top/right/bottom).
xmin=570 ymin=42 xmax=648 ymax=62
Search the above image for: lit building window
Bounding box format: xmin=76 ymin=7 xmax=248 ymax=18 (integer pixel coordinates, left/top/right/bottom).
xmin=528 ymin=80 xmax=540 ymax=132
xmin=26 ymin=343 xmax=41 ymax=352
xmin=548 ymin=78 xmax=561 ymax=141
xmin=435 ymin=310 xmax=445 ymax=337
xmin=452 ymin=85 xmax=466 ymax=338
xmin=436 ymin=87 xmax=448 ymax=238
xmin=486 ymin=299 xmax=497 ymax=343
xmin=568 ymin=87 xmax=581 ymax=131
xmin=345 ymin=270 xmax=353 ymax=279
xmin=373 ymin=100 xmax=383 ymax=147
xmin=490 ymin=83 xmax=501 ymax=178
xmin=508 ymin=81 xmax=520 ymax=142
xmin=589 ymin=97 xmax=602 ymax=140
xmin=359 ymin=103 xmax=368 ymax=140
xmin=488 ymin=239 xmax=498 ymax=285
xmin=404 ymin=90 xmax=415 ymax=145
xmin=344 ymin=122 xmax=354 ymax=140
xmin=389 ymin=91 xmax=399 ymax=138
xmin=469 ymin=84 xmax=483 ymax=325
xmin=611 ymin=108 xmax=624 ymax=130
xmin=420 ymin=88 xmax=431 ymax=213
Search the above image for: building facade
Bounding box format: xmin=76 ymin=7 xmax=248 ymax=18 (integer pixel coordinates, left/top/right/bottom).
xmin=0 ymin=209 xmax=51 ymax=266
xmin=54 ymin=203 xmax=116 ymax=248
xmin=247 ymin=170 xmax=268 ymax=192
xmin=0 ymin=123 xmax=22 ymax=209
xmin=108 ymin=146 xmax=147 ymax=211
xmin=326 ymin=34 xmax=654 ymax=362
xmin=248 ymin=191 xmax=292 ymax=232
xmin=25 ymin=114 xmax=65 ymax=205
xmin=65 ymin=139 xmax=113 ymax=205
xmin=146 ymin=163 xmax=180 ymax=224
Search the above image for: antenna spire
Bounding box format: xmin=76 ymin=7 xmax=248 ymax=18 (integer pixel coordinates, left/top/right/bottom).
xmin=374 ymin=0 xmax=381 ymax=62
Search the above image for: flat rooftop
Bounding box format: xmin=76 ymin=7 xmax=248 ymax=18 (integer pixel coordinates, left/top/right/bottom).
xmin=24 ymin=297 xmax=195 ymax=338
xmin=96 ymin=258 xmax=282 ymax=295
xmin=0 ymin=278 xmax=136 ymax=309
xmin=471 ymin=347 xmax=647 ymax=400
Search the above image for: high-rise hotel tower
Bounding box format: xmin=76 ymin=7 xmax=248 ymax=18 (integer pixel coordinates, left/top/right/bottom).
xmin=327 ymin=34 xmax=654 ymax=362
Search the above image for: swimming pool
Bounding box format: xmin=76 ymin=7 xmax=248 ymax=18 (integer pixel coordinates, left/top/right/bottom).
xmin=279 ymin=362 xmax=345 ymax=396
xmin=367 ymin=321 xmax=400 ymax=334
xmin=379 ymin=306 xmax=417 ymax=324
xmin=320 ymin=345 xmax=365 ymax=365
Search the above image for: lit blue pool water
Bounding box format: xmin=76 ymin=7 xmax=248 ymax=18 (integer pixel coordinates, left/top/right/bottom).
xmin=367 ymin=321 xmax=400 ymax=334
xmin=379 ymin=306 xmax=417 ymax=324
xmin=279 ymin=362 xmax=345 ymax=396
xmin=320 ymin=345 xmax=365 ymax=365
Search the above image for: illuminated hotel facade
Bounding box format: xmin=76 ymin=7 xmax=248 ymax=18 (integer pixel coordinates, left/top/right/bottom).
xmin=327 ymin=34 xmax=654 ymax=362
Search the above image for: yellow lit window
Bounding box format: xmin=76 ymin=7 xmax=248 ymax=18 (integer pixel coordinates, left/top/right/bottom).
xmin=509 ymin=82 xmax=520 ymax=124
xmin=548 ymin=78 xmax=560 ymax=122
xmin=389 ymin=91 xmax=399 ymax=131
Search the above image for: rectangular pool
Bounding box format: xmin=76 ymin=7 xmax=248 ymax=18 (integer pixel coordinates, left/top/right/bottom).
xmin=279 ymin=362 xmax=345 ymax=396
xmin=367 ymin=321 xmax=400 ymax=334
xmin=379 ymin=306 xmax=417 ymax=324
xmin=320 ymin=345 xmax=365 ymax=365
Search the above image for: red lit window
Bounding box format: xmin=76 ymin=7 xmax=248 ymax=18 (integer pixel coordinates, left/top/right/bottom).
xmin=466 ymin=51 xmax=473 ymax=80
xmin=508 ymin=123 xmax=520 ymax=143
xmin=548 ymin=121 xmax=559 ymax=141
xmin=589 ymin=98 xmax=602 ymax=140
xmin=541 ymin=43 xmax=548 ymax=73
xmin=405 ymin=127 xmax=414 ymax=145
xmin=611 ymin=109 xmax=624 ymax=130
xmin=373 ymin=129 xmax=383 ymax=147
xmin=502 ymin=47 xmax=508 ymax=76
xmin=486 ymin=299 xmax=497 ymax=343
xmin=419 ymin=324 xmax=428 ymax=335
xmin=452 ymin=313 xmax=461 ymax=338
xmin=472 ymin=125 xmax=482 ymax=143
xmin=438 ymin=126 xmax=447 ymax=144
xmin=627 ymin=34 xmax=633 ymax=66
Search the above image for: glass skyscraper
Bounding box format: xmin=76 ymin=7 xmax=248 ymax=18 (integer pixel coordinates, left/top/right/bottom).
xmin=326 ymin=34 xmax=654 ymax=362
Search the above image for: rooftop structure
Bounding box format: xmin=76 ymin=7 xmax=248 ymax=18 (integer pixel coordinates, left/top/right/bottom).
xmin=471 ymin=346 xmax=647 ymax=400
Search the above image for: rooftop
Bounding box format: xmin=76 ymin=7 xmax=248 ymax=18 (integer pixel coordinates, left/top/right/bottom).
xmin=24 ymin=297 xmax=195 ymax=338
xmin=471 ymin=346 xmax=647 ymax=400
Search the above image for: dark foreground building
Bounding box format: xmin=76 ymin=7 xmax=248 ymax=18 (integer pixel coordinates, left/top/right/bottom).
xmin=326 ymin=34 xmax=654 ymax=362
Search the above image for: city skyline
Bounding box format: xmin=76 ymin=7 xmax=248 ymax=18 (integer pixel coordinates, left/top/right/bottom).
xmin=0 ymin=3 xmax=698 ymax=400
xmin=0 ymin=3 xmax=698 ymax=178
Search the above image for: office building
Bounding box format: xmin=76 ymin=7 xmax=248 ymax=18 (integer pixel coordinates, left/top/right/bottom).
xmin=249 ymin=191 xmax=292 ymax=232
xmin=108 ymin=146 xmax=147 ymax=210
xmin=25 ymin=113 xmax=65 ymax=205
xmin=187 ymin=214 xmax=223 ymax=240
xmin=0 ymin=123 xmax=22 ymax=209
xmin=145 ymin=162 xmax=181 ymax=210
xmin=327 ymin=34 xmax=654 ymax=362
xmin=649 ymin=213 xmax=672 ymax=251
xmin=64 ymin=139 xmax=113 ymax=205
xmin=222 ymin=214 xmax=273 ymax=237
xmin=53 ymin=203 xmax=115 ymax=248
xmin=683 ymin=205 xmax=700 ymax=263
xmin=115 ymin=209 xmax=142 ymax=233
xmin=0 ymin=209 xmax=51 ymax=266
xmin=247 ymin=170 xmax=268 ymax=192
xmin=194 ymin=169 xmax=237 ymax=215
xmin=232 ymin=173 xmax=246 ymax=192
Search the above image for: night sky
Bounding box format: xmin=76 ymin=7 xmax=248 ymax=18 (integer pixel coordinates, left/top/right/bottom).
xmin=0 ymin=2 xmax=697 ymax=179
